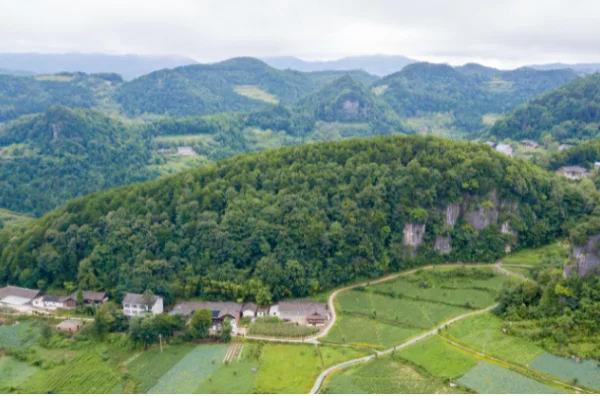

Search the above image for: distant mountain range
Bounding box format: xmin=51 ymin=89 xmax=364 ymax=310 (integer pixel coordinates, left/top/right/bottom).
xmin=528 ymin=63 xmax=600 ymax=74
xmin=0 ymin=53 xmax=197 ymax=80
xmin=262 ymin=55 xmax=417 ymax=76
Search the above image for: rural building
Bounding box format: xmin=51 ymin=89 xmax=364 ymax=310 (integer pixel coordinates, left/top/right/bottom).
xmin=278 ymin=301 xmax=330 ymax=326
xmin=72 ymin=291 xmax=108 ymax=305
xmin=595 ymin=162 xmax=600 ymax=170
xmin=269 ymin=304 xmax=280 ymax=317
xmin=32 ymin=295 xmax=76 ymax=310
xmin=56 ymin=319 xmax=83 ymax=333
xmin=557 ymin=166 xmax=590 ymax=180
xmin=520 ymin=140 xmax=539 ymax=150
xmin=484 ymin=141 xmax=497 ymax=148
xmin=242 ymin=303 xmax=257 ymax=318
xmin=559 ymin=144 xmax=573 ymax=151
xmin=155 ymin=148 xmax=171 ymax=154
xmin=122 ymin=293 xmax=164 ymax=316
xmin=0 ymin=286 xmax=40 ymax=312
xmin=256 ymin=306 xmax=270 ymax=317
xmin=177 ymin=146 xmax=197 ymax=156
xmin=169 ymin=301 xmax=242 ymax=332
xmin=495 ymin=144 xmax=513 ymax=156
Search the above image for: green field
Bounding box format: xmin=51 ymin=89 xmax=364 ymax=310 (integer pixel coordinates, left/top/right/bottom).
xmin=322 ymin=356 xmax=461 ymax=394
xmin=529 ymin=353 xmax=600 ymax=391
xmin=323 ymin=315 xmax=420 ymax=349
xmin=500 ymin=265 xmax=533 ymax=277
xmin=458 ymin=361 xmax=564 ymax=394
xmin=0 ymin=356 xmax=38 ymax=389
xmin=248 ymin=320 xmax=319 ymax=338
xmin=502 ymin=242 xmax=569 ymax=266
xmin=397 ymin=336 xmax=478 ymax=379
xmin=445 ymin=313 xmax=544 ymax=365
xmin=196 ymin=360 xmax=258 ymax=394
xmin=0 ymin=322 xmax=39 ymax=349
xmin=482 ymin=113 xmax=502 ymax=125
xmin=127 ymin=344 xmax=195 ymax=393
xmin=337 ymin=290 xmax=471 ymax=329
xmin=233 ymin=85 xmax=279 ymax=104
xmin=155 ymin=134 xmax=216 ymax=143
xmin=0 ymin=208 xmax=32 ymax=227
xmin=254 ymin=344 xmax=364 ymax=393
xmin=148 ymin=345 xmax=228 ymax=394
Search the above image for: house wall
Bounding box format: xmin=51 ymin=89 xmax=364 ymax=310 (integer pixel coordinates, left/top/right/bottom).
xmin=242 ymin=309 xmax=255 ymax=317
xmin=152 ymin=298 xmax=164 ymax=315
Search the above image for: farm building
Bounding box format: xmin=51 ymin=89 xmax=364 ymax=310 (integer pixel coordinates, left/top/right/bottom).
xmin=278 ymin=301 xmax=330 ymax=326
xmin=257 ymin=306 xmax=270 ymax=317
xmin=177 ymin=146 xmax=197 ymax=156
xmin=520 ymin=140 xmax=539 ymax=150
xmin=0 ymin=286 xmax=41 ymax=312
xmin=169 ymin=301 xmax=242 ymax=332
xmin=558 ymin=144 xmax=573 ymax=151
xmin=242 ymin=303 xmax=257 ymax=317
xmin=56 ymin=319 xmax=83 ymax=333
xmin=495 ymin=144 xmax=513 ymax=156
xmin=595 ymin=162 xmax=600 ymax=170
xmin=557 ymin=166 xmax=591 ymax=180
xmin=123 ymin=293 xmax=164 ymax=316
xmin=484 ymin=141 xmax=497 ymax=148
xmin=72 ymin=291 xmax=108 ymax=305
xmin=32 ymin=294 xmax=77 ymax=310
xmin=269 ymin=304 xmax=280 ymax=317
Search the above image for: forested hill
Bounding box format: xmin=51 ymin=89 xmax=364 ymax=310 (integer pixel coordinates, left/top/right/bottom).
xmin=489 ymin=73 xmax=600 ymax=142
xmin=0 ymin=136 xmax=592 ymax=303
xmin=0 ymin=106 xmax=156 ymax=216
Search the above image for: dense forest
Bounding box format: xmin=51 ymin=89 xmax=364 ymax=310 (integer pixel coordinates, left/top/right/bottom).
xmin=0 ymin=106 xmax=156 ymax=215
xmin=490 ymin=73 xmax=600 ymax=142
xmin=0 ymin=136 xmax=595 ymax=305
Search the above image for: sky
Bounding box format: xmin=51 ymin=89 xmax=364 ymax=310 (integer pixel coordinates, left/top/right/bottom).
xmin=1 ymin=0 xmax=600 ymax=68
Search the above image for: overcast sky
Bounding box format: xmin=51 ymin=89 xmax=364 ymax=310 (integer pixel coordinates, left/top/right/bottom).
xmin=2 ymin=0 xmax=600 ymax=68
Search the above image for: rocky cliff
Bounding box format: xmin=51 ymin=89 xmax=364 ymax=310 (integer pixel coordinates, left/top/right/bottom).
xmin=566 ymin=234 xmax=600 ymax=277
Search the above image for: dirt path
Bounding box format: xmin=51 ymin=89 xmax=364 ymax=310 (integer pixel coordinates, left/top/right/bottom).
xmin=494 ymin=261 xmax=531 ymax=281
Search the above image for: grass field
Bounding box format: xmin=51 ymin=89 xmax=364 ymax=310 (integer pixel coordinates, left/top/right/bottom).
xmin=458 ymin=361 xmax=564 ymax=394
xmin=147 ymin=345 xmax=228 ymax=394
xmin=127 ymin=344 xmax=195 ymax=393
xmin=233 ymin=85 xmax=279 ymax=104
xmin=322 ymin=356 xmax=461 ymax=394
xmin=397 ymin=336 xmax=478 ymax=379
xmin=248 ymin=321 xmax=319 ymax=338
xmin=0 ymin=356 xmax=38 ymax=389
xmin=323 ymin=315 xmax=420 ymax=349
xmin=0 ymin=208 xmax=32 ymax=227
xmin=500 ymin=265 xmax=533 ymax=277
xmin=502 ymin=242 xmax=569 ymax=266
xmin=254 ymin=344 xmax=363 ymax=393
xmin=155 ymin=134 xmax=216 ymax=143
xmin=445 ymin=313 xmax=545 ymax=365
xmin=196 ymin=360 xmax=258 ymax=394
xmin=337 ymin=290 xmax=471 ymax=329
xmin=482 ymin=113 xmax=503 ymax=125
xmin=529 ymin=353 xmax=600 ymax=391
xmin=0 ymin=322 xmax=39 ymax=349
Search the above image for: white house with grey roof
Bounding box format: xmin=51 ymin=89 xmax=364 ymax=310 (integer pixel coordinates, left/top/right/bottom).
xmin=122 ymin=293 xmax=163 ymax=316
xmin=278 ymin=301 xmax=330 ymax=326
xmin=0 ymin=286 xmax=41 ymax=312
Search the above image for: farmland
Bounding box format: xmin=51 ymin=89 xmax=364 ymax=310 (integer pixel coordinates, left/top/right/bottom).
xmin=248 ymin=318 xmax=319 ymax=338
xmin=233 ymin=85 xmax=279 ymax=104
xmin=502 ymin=242 xmax=569 ymax=266
xmin=445 ymin=313 xmax=545 ymax=365
xmin=458 ymin=361 xmax=565 ymax=394
xmin=0 ymin=356 xmax=38 ymax=390
xmin=324 ymin=315 xmax=420 ymax=349
xmin=321 ymin=356 xmax=462 ymax=394
xmin=529 ymin=353 xmax=600 ymax=391
xmin=196 ymin=361 xmax=258 ymax=394
xmin=397 ymin=336 xmax=478 ymax=379
xmin=0 ymin=322 xmax=39 ymax=349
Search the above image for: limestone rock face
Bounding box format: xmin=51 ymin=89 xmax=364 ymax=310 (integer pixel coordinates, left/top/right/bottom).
xmin=445 ymin=204 xmax=460 ymax=228
xmin=566 ymin=234 xmax=600 ymax=277
xmin=403 ymin=223 xmax=426 ymax=248
xmin=466 ymin=207 xmax=498 ymax=230
xmin=435 ymin=236 xmax=452 ymax=254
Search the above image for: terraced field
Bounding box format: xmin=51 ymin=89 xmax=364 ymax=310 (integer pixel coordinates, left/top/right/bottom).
xmin=324 ymin=315 xmax=421 ymax=349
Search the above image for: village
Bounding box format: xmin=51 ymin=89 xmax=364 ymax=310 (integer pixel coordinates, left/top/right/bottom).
xmin=0 ymin=284 xmax=330 ymax=336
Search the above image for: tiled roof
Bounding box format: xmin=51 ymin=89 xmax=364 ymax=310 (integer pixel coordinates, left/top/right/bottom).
xmin=0 ymin=285 xmax=40 ymax=300
xmin=123 ymin=293 xmax=161 ymax=305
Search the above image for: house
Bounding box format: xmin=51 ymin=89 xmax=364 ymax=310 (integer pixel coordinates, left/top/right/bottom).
xmin=484 ymin=141 xmax=497 ymax=148
xmin=595 ymin=162 xmax=600 ymax=170
xmin=56 ymin=319 xmax=83 ymax=333
xmin=256 ymin=306 xmax=270 ymax=317
xmin=559 ymin=144 xmax=573 ymax=151
xmin=32 ymin=295 xmax=77 ymax=310
xmin=122 ymin=293 xmax=164 ymax=316
xmin=177 ymin=146 xmax=197 ymax=156
xmin=242 ymin=303 xmax=257 ymax=318
xmin=557 ymin=166 xmax=590 ymax=180
xmin=169 ymin=301 xmax=242 ymax=332
xmin=495 ymin=144 xmax=513 ymax=156
xmin=520 ymin=140 xmax=539 ymax=150
xmin=0 ymin=286 xmax=40 ymax=312
xmin=72 ymin=291 xmax=108 ymax=305
xmin=278 ymin=301 xmax=330 ymax=326
xmin=155 ymin=148 xmax=171 ymax=154
xmin=269 ymin=304 xmax=279 ymax=317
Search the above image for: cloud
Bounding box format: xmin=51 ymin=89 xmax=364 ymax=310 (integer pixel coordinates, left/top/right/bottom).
xmin=1 ymin=0 xmax=600 ymax=68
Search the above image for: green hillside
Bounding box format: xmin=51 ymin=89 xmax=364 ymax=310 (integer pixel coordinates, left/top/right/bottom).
xmin=0 ymin=135 xmax=592 ymax=303
xmin=490 ymin=73 xmax=600 ymax=142
xmin=0 ymin=106 xmax=156 ymax=215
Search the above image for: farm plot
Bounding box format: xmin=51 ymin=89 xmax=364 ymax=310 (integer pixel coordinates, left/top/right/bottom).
xmin=397 ymin=336 xmax=478 ymax=379
xmin=127 ymin=344 xmax=195 ymax=393
xmin=322 ymin=356 xmax=461 ymax=394
xmin=233 ymin=85 xmax=279 ymax=104
xmin=148 ymin=345 xmax=228 ymax=394
xmin=0 ymin=322 xmax=39 ymax=349
xmin=502 ymin=242 xmax=569 ymax=266
xmin=323 ymin=315 xmax=420 ymax=350
xmin=0 ymin=356 xmax=38 ymax=389
xmin=458 ymin=361 xmax=564 ymax=394
xmin=248 ymin=319 xmax=319 ymax=338
xmin=500 ymin=265 xmax=532 ymax=277
xmin=337 ymin=290 xmax=471 ymax=329
xmin=529 ymin=353 xmax=600 ymax=391
xmin=196 ymin=361 xmax=258 ymax=394
xmin=445 ymin=313 xmax=544 ymax=365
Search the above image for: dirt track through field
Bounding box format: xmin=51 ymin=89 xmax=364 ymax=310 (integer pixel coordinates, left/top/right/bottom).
xmin=223 ymin=343 xmax=243 ymax=363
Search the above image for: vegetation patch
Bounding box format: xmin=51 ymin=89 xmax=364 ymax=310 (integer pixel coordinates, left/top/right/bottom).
xmin=0 ymin=356 xmax=38 ymax=389
xmin=248 ymin=317 xmax=319 ymax=338
xmin=0 ymin=322 xmax=39 ymax=349
xmin=458 ymin=361 xmax=564 ymax=394
xmin=233 ymin=85 xmax=279 ymax=104
xmin=196 ymin=360 xmax=258 ymax=394
xmin=529 ymin=353 xmax=600 ymax=391
xmin=502 ymin=242 xmax=569 ymax=266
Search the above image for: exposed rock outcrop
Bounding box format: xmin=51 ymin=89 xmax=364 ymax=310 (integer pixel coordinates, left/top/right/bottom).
xmin=445 ymin=204 xmax=460 ymax=228
xmin=434 ymin=236 xmax=452 ymax=254
xmin=466 ymin=207 xmax=498 ymax=230
xmin=566 ymin=234 xmax=600 ymax=277
xmin=403 ymin=223 xmax=426 ymax=254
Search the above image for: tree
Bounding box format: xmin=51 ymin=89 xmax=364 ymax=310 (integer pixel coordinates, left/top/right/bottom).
xmin=190 ymin=308 xmax=213 ymax=339
xmin=76 ymin=290 xmax=85 ymax=307
xmin=221 ymin=319 xmax=232 ymax=343
xmin=94 ymin=302 xmax=128 ymax=337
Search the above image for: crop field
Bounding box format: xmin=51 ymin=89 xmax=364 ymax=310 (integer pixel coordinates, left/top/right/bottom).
xmin=445 ymin=313 xmax=544 ymax=365
xmin=458 ymin=361 xmax=564 ymax=394
xmin=529 ymin=353 xmax=600 ymax=390
xmin=127 ymin=344 xmax=195 ymax=393
xmin=0 ymin=356 xmax=38 ymax=389
xmin=196 ymin=361 xmax=258 ymax=394
xmin=337 ymin=289 xmax=471 ymax=329
xmin=155 ymin=134 xmax=216 ymax=143
xmin=397 ymin=336 xmax=478 ymax=379
xmin=502 ymin=242 xmax=569 ymax=266
xmin=0 ymin=322 xmax=39 ymax=349
xmin=233 ymin=85 xmax=279 ymax=104
xmin=22 ymin=351 xmax=125 ymax=393
xmin=248 ymin=321 xmax=319 ymax=338
xmin=324 ymin=315 xmax=420 ymax=349
xmin=254 ymin=344 xmax=363 ymax=393
xmin=322 ymin=356 xmax=461 ymax=394
xmin=148 ymin=345 xmax=228 ymax=394
xmin=500 ymin=265 xmax=533 ymax=277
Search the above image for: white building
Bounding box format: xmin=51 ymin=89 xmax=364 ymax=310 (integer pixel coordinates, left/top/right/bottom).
xmin=32 ymin=295 xmax=76 ymax=310
xmin=0 ymin=286 xmax=41 ymax=312
xmin=269 ymin=304 xmax=280 ymax=317
xmin=495 ymin=144 xmax=513 ymax=156
xmin=242 ymin=303 xmax=257 ymax=318
xmin=122 ymin=293 xmax=164 ymax=316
